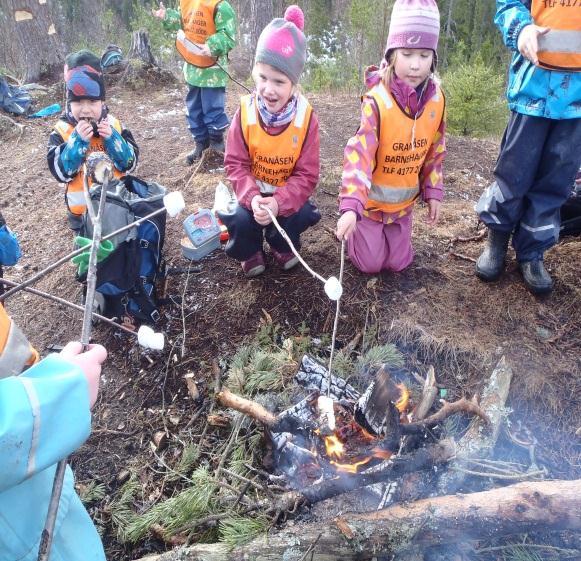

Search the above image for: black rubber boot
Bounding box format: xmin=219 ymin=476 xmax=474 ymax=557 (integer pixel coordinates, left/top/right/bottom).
xmin=519 ymin=259 xmax=554 ymax=294
xmin=475 ymin=228 xmax=511 ymax=281
xmin=209 ymin=132 xmax=225 ymax=153
xmin=186 ymin=139 xmax=209 ymax=165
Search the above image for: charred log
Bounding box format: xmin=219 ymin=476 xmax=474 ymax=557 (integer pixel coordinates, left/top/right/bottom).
xmin=134 ymin=479 xmax=581 ymax=561
xmin=354 ymin=365 xmax=402 ymax=444
xmin=298 ymin=438 xmax=455 ymax=505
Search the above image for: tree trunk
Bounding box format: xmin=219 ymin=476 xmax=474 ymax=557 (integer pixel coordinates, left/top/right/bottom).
xmin=442 ymin=0 xmax=456 ymax=69
xmin=127 ymin=29 xmax=157 ymax=67
xmin=134 ymin=479 xmax=581 ymax=561
xmin=248 ymin=0 xmax=276 ymax=71
xmin=0 ymin=0 xmax=65 ymax=82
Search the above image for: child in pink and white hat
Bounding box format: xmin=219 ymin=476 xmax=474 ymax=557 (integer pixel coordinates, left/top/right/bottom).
xmin=219 ymin=5 xmax=321 ymax=278
xmin=336 ymin=0 xmax=446 ymax=275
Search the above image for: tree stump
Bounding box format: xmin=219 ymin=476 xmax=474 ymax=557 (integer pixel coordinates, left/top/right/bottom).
xmin=122 ymin=29 xmax=176 ymax=90
xmin=128 ymin=29 xmax=157 ymax=67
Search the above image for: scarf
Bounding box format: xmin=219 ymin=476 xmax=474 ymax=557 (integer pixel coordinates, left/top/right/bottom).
xmin=256 ymin=94 xmax=298 ymax=128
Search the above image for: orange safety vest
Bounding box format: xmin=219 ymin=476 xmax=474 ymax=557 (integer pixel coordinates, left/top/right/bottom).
xmin=239 ymin=93 xmax=313 ymax=193
xmin=532 ymin=0 xmax=581 ymax=72
xmin=54 ymin=118 xmax=124 ymax=216
xmin=176 ymin=0 xmax=221 ymax=68
xmin=0 ymin=303 xmax=39 ymax=379
xmin=364 ymin=82 xmax=444 ymax=215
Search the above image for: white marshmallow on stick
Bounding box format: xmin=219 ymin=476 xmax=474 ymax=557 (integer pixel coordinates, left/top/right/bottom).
xmin=260 ymin=205 xmax=344 ymax=301
xmin=163 ymin=191 xmax=186 ymax=218
xmin=137 ymin=325 xmax=165 ymax=350
xmin=317 ymin=394 xmax=336 ymax=435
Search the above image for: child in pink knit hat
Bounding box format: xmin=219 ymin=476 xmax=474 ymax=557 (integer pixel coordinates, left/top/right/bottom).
xmin=219 ymin=5 xmax=321 ymax=278
xmin=336 ymin=0 xmax=446 ymax=275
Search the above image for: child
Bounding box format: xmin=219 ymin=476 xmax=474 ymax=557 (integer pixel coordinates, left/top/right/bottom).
xmin=219 ymin=5 xmax=321 ymax=277
xmin=475 ymin=1 xmax=581 ymax=294
xmin=336 ymin=0 xmax=445 ymax=275
xmin=0 ymin=223 xmax=108 ymax=560
xmin=47 ymin=50 xmax=139 ymax=231
xmin=153 ymin=0 xmax=236 ymax=164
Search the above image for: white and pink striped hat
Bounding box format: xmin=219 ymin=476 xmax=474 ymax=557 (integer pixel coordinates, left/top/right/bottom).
xmin=385 ymin=0 xmax=440 ymax=59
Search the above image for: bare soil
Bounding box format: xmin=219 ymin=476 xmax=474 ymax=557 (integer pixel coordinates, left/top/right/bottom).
xmin=0 ymin=75 xmax=579 ymax=559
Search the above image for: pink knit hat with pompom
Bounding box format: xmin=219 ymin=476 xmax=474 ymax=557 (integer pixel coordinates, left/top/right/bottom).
xmin=385 ymin=0 xmax=440 ymax=60
xmin=255 ymin=5 xmax=307 ymax=84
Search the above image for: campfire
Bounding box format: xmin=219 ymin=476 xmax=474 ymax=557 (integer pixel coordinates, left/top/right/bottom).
xmin=217 ymin=354 xmax=496 ymax=509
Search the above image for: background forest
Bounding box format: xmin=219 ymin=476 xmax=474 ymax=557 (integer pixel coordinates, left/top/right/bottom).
xmin=1 ymin=0 xmax=509 ymax=136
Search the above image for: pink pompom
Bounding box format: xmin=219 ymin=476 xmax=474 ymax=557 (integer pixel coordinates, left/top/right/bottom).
xmin=284 ymin=5 xmax=304 ymax=31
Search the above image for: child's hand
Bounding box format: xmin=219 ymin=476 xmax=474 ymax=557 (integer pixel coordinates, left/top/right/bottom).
xmin=336 ymin=211 xmax=357 ymax=241
xmin=152 ymin=1 xmax=166 ymax=19
xmin=425 ymin=199 xmax=441 ymax=226
xmin=59 ymin=342 xmax=108 ymax=409
xmin=75 ymin=119 xmax=94 ymax=141
xmin=97 ymin=119 xmax=113 ymax=139
xmin=252 ymin=195 xmax=278 ymax=226
xmin=517 ymin=24 xmax=549 ymax=65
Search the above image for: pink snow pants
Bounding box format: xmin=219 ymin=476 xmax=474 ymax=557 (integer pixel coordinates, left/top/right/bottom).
xmin=347 ymin=212 xmax=414 ymax=274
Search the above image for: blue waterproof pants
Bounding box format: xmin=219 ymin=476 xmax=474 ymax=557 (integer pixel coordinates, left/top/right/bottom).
xmin=218 ymin=200 xmax=321 ymax=261
xmin=476 ymin=111 xmax=581 ymax=262
xmin=185 ymin=86 xmax=229 ymax=144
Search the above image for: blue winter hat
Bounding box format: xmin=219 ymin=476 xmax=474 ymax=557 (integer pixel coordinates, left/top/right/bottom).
xmin=64 ymin=50 xmax=105 ymax=101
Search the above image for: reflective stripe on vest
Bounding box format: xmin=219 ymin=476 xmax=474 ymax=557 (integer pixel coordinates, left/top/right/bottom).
xmin=240 ymin=94 xmax=312 ymax=191
xmin=0 ymin=304 xmax=38 ymax=379
xmin=176 ymin=0 xmax=221 ymax=68
xmin=532 ymin=0 xmax=581 ymax=72
xmin=55 ymin=118 xmax=124 ymax=215
xmin=366 ymin=82 xmax=444 ymax=214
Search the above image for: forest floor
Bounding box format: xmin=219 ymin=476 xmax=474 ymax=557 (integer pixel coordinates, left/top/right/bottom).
xmin=0 ymin=72 xmax=580 ymax=559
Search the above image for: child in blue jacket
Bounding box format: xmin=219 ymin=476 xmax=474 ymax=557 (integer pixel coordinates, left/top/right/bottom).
xmin=475 ymin=0 xmax=581 ymax=294
xmin=0 ymin=306 xmax=108 ymax=561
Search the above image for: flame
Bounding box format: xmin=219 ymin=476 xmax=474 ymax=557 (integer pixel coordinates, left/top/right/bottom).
xmin=331 ymin=456 xmax=372 ymax=473
xmin=395 ymin=383 xmax=410 ymax=413
xmin=324 ymin=435 xmax=345 ymax=459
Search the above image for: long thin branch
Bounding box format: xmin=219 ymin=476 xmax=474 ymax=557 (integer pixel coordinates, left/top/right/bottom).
xmin=1 ymin=206 xmax=168 ymax=302
xmin=0 ymin=278 xmax=136 ymax=335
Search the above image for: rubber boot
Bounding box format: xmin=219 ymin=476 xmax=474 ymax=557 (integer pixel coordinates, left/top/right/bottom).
xmin=475 ymin=228 xmax=511 ymax=281
xmin=186 ymin=139 xmax=209 ymax=165
xmin=519 ymin=258 xmax=553 ymax=294
xmin=209 ymin=131 xmax=225 ymax=153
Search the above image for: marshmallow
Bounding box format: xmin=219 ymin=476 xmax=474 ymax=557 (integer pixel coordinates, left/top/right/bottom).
xmin=324 ymin=276 xmax=343 ymax=301
xmin=137 ymin=325 xmax=165 ymax=350
xmin=317 ymin=394 xmax=336 ymax=434
xmin=163 ymin=192 xmax=185 ymax=218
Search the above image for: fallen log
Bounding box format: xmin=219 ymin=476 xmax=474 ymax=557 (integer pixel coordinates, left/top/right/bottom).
xmin=134 ymin=479 xmax=581 ymax=561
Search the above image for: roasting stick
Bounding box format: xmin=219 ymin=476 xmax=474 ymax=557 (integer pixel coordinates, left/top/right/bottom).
xmin=261 ymin=206 xmax=343 ymax=301
xmin=260 ymin=205 xmax=344 ymax=431
xmin=326 ymin=240 xmax=345 ymax=396
xmin=0 ymin=191 xmax=185 ymax=303
xmin=38 ymin=167 xmax=110 ymax=561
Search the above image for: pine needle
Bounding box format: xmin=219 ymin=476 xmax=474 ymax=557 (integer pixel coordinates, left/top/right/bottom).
xmin=78 ymin=480 xmax=106 ymax=504
xmin=219 ymin=515 xmax=269 ymax=548
xmin=356 ymin=343 xmax=404 ymax=372
xmin=167 ymin=444 xmax=200 ymax=481
xmin=122 ymin=467 xmax=216 ymax=542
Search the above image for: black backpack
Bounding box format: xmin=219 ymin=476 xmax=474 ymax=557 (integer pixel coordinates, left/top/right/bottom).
xmin=79 ymin=176 xmax=167 ymax=324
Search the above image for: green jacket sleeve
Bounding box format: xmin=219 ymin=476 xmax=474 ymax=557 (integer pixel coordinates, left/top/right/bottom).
xmin=206 ymin=1 xmax=237 ymax=57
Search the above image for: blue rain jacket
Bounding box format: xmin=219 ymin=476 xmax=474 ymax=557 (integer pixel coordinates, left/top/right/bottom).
xmin=496 ymin=0 xmax=581 ymax=120
xmin=0 ymin=354 xmax=106 ymax=561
